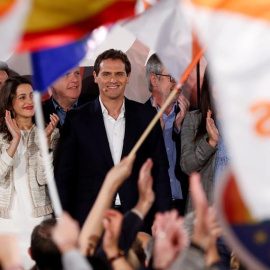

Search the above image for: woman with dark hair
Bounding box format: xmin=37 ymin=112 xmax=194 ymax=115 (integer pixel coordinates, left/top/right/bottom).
xmin=0 ymin=76 xmax=59 ymax=267
xmin=180 ymin=70 xmax=228 ymax=212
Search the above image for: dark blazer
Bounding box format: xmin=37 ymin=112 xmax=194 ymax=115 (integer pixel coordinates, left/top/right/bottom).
xmin=55 ymin=97 xmax=171 ymax=228
xmin=145 ymin=98 xmax=189 ymax=209
xmin=42 ymin=95 xmax=93 ymax=128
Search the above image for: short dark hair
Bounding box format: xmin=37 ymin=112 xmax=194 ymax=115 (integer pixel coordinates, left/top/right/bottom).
xmin=0 ymin=76 xmax=32 ymax=141
xmin=0 ymin=61 xmax=10 ymax=77
xmin=94 ymin=49 xmax=131 ymax=75
xmin=30 ymin=218 xmax=62 ymax=270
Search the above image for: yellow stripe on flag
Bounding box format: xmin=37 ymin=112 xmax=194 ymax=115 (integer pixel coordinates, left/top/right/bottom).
xmin=0 ymin=0 xmax=15 ymax=17
xmin=24 ymin=0 xmax=117 ymax=32
xmin=192 ymin=0 xmax=270 ymax=22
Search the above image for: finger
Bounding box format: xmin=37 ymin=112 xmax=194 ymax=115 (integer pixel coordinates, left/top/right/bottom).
xmin=189 ymin=173 xmax=208 ymax=218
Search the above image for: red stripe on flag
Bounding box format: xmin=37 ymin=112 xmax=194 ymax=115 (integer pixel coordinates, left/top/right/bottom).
xmin=18 ymin=1 xmax=136 ymax=52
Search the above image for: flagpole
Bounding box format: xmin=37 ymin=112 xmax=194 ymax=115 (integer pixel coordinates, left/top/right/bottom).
xmin=128 ymin=83 xmax=181 ymax=157
xmin=33 ymin=91 xmax=63 ymax=217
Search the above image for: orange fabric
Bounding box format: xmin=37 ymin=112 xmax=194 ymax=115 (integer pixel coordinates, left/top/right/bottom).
xmin=0 ymin=0 xmax=15 ymax=17
xmin=142 ymin=0 xmax=152 ymax=10
xmin=180 ymin=31 xmax=204 ymax=83
xmin=223 ymin=173 xmax=255 ymax=224
xmin=192 ymin=0 xmax=270 ymax=23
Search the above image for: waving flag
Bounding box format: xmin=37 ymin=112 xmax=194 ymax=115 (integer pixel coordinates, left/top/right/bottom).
xmin=0 ymin=0 xmax=30 ymax=60
xmin=124 ymin=0 xmax=203 ymax=83
xmin=187 ymin=0 xmax=270 ymax=268
xmin=18 ymin=0 xmax=136 ymax=91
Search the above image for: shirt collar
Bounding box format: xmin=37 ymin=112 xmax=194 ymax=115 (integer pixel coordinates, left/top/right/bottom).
xmin=150 ymin=96 xmax=177 ymax=116
xmin=99 ymin=96 xmax=125 ymax=118
xmin=52 ymin=97 xmax=79 ymax=111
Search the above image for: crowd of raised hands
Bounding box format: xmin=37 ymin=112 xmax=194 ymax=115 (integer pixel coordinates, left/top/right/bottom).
xmin=0 ymin=156 xmax=235 ymax=270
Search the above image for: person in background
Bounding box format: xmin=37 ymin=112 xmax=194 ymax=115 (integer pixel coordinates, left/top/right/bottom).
xmin=145 ymin=53 xmax=190 ymax=215
xmin=0 ymin=76 xmax=59 ymax=268
xmin=42 ymin=67 xmax=92 ymax=128
xmin=180 ymin=70 xmax=230 ymax=212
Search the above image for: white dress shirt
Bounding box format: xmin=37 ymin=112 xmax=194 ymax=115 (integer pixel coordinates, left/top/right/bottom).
xmin=99 ymin=97 xmax=125 ymax=205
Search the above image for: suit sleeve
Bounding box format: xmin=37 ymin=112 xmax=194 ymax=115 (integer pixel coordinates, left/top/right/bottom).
xmin=54 ymin=113 xmax=78 ymax=216
xmin=149 ymin=117 xmax=172 ymax=212
xmin=180 ymin=112 xmax=217 ymax=175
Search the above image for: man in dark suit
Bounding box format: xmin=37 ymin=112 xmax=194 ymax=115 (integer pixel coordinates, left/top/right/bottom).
xmin=42 ymin=67 xmax=92 ymax=128
xmin=55 ymin=49 xmax=171 ymax=231
xmin=145 ymin=54 xmax=190 ymax=215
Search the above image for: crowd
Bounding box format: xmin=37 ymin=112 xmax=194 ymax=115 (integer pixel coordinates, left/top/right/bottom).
xmin=0 ymin=49 xmax=241 ymax=270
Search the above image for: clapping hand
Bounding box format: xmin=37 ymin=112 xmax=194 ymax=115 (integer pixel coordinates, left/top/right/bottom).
xmin=45 ymin=113 xmax=59 ymax=147
xmin=5 ymin=110 xmax=21 ymax=143
xmin=153 ymin=210 xmax=188 ymax=269
xmin=174 ymin=93 xmax=190 ymax=131
xmin=206 ymin=110 xmax=219 ymax=147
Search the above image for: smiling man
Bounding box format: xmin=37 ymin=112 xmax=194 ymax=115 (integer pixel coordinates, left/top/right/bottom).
xmin=55 ymin=49 xmax=172 ymax=232
xmin=42 ymin=67 xmax=92 ymax=128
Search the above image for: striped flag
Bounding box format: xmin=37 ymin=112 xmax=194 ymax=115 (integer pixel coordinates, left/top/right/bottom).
xmin=18 ymin=0 xmax=136 ymax=91
xmin=188 ymin=0 xmax=270 ymax=268
xmin=0 ymin=0 xmax=30 ymax=60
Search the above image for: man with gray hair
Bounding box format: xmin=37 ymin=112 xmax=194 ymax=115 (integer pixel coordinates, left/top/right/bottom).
xmin=145 ymin=53 xmax=190 ymax=215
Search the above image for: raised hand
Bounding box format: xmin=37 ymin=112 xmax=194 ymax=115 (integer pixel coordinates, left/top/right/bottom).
xmin=45 ymin=113 xmax=59 ymax=147
xmin=5 ymin=110 xmax=21 ymax=143
xmin=105 ymin=154 xmax=135 ymax=188
xmin=0 ymin=235 xmax=21 ymax=269
xmin=206 ymin=110 xmax=219 ymax=147
xmin=153 ymin=210 xmax=188 ymax=269
xmin=190 ymin=172 xmax=211 ymax=250
xmin=136 ymin=158 xmax=155 ymax=216
xmin=174 ymin=93 xmax=190 ymax=131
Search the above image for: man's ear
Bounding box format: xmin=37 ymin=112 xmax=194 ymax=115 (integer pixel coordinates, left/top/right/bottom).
xmin=126 ymin=73 xmax=131 ymax=84
xmin=149 ymin=73 xmax=158 ymax=88
xmin=93 ymin=71 xmax=98 ymax=83
xmin=28 ymin=247 xmax=33 ymax=259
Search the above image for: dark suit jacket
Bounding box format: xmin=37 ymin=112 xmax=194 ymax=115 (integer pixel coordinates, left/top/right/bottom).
xmin=145 ymin=98 xmax=189 ymax=210
xmin=42 ymin=95 xmax=93 ymax=129
xmin=55 ymin=97 xmax=171 ymax=229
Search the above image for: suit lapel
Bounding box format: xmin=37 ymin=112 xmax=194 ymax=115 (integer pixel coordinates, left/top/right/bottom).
xmin=121 ymin=98 xmax=140 ymax=158
xmin=91 ymin=99 xmax=114 ymax=167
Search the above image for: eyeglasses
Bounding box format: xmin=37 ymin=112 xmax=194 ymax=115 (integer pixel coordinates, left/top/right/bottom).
xmin=155 ymin=73 xmax=176 ymax=83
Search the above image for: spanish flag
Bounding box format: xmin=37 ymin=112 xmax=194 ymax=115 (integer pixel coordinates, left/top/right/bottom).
xmin=18 ymin=0 xmax=136 ymax=90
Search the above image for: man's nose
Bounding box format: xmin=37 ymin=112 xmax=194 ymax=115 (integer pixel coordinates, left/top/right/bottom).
xmin=70 ymin=73 xmax=79 ymax=82
xmin=110 ymin=75 xmax=117 ymax=82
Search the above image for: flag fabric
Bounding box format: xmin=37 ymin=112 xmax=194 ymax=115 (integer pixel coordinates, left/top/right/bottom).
xmin=0 ymin=0 xmax=31 ymax=60
xmin=18 ymin=0 xmax=137 ymax=52
xmin=189 ymin=0 xmax=270 ymax=221
xmin=187 ymin=0 xmax=270 ymax=268
xmin=18 ymin=0 xmax=136 ymax=91
xmin=216 ymin=172 xmax=270 ymax=269
xmin=135 ymin=0 xmax=160 ymax=14
xmin=123 ymin=0 xmax=203 ymax=83
xmin=31 ymin=39 xmax=88 ymax=91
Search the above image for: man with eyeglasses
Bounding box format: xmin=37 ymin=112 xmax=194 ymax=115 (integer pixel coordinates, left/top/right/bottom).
xmin=145 ymin=53 xmax=190 ymax=215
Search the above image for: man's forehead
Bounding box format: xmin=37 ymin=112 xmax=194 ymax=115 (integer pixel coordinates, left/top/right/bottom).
xmin=66 ymin=67 xmax=80 ymax=73
xmin=99 ymin=59 xmax=125 ymax=70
